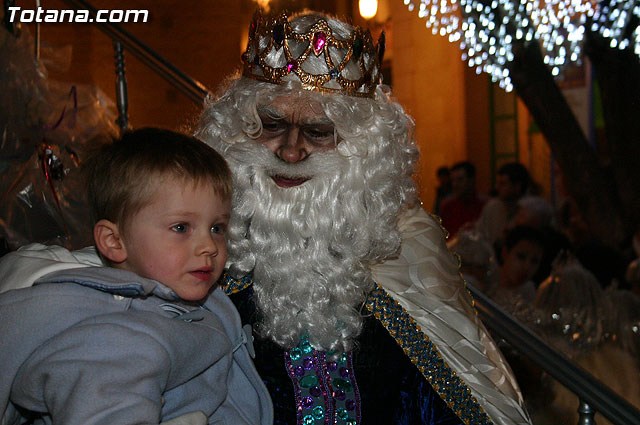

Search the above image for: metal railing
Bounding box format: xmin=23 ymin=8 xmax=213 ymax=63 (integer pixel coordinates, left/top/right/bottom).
xmin=60 ymin=0 xmax=211 ymax=104
xmin=468 ymin=284 xmax=640 ymax=425
xmin=61 ymin=0 xmax=212 ymax=130
xmin=5 ymin=0 xmax=213 ymax=130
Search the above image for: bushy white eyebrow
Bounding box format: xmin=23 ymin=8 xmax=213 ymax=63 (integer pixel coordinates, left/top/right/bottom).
xmin=257 ymin=105 xmax=334 ymax=127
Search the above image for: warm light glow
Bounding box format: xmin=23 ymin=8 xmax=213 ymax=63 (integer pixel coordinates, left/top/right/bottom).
xmin=253 ymin=0 xmax=271 ymax=12
xmin=359 ymin=0 xmax=378 ymax=19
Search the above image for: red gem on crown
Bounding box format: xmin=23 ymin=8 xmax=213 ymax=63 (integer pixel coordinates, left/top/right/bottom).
xmin=241 ymin=10 xmax=385 ymax=98
xmin=313 ymin=31 xmax=327 ymax=55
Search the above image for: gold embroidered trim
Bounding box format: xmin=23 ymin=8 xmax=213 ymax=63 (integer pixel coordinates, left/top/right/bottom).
xmin=364 ymin=284 xmax=493 ymax=425
xmin=220 ymin=271 xmax=252 ymax=295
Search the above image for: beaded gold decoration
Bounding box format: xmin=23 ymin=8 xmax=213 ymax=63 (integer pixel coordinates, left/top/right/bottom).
xmin=364 ymin=283 xmax=493 ymax=425
xmin=242 ymin=10 xmax=385 ymax=98
xmin=221 ymin=271 xmax=252 ymax=295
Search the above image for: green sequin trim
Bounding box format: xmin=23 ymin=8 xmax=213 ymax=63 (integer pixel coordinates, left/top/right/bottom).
xmin=364 ymin=284 xmax=493 ymax=425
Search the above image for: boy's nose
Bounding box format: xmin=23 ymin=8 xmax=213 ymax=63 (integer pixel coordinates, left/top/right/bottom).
xmin=198 ymin=236 xmax=219 ymax=257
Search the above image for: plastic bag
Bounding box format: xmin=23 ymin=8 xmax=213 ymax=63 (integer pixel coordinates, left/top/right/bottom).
xmin=0 ymin=25 xmax=118 ymax=251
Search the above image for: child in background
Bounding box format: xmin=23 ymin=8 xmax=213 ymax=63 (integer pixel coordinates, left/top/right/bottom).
xmin=489 ymin=225 xmax=545 ymax=308
xmin=0 ymin=128 xmax=272 ymax=425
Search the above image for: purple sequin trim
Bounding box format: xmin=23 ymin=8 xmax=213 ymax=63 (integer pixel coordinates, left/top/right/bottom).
xmin=284 ymin=336 xmax=361 ymax=424
xmin=346 ymin=351 xmax=362 ymax=424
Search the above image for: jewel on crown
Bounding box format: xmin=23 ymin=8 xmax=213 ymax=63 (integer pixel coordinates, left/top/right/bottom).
xmin=242 ymin=10 xmax=385 ymax=98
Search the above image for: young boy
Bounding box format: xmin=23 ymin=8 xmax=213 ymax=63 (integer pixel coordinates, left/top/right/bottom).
xmin=491 ymin=225 xmax=546 ymax=306
xmin=0 ymin=128 xmax=273 ymax=425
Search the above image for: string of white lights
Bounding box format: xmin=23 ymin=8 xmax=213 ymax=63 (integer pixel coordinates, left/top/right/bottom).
xmin=404 ymin=0 xmax=639 ymax=92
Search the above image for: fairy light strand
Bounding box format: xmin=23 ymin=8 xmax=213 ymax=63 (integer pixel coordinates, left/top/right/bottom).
xmin=405 ymin=0 xmax=640 ymax=91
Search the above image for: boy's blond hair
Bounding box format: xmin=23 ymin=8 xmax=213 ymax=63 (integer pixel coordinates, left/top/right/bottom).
xmin=84 ymin=127 xmax=232 ymax=232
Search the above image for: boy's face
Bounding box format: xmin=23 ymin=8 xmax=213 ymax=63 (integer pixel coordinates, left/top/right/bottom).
xmin=501 ymin=240 xmax=543 ymax=288
xmin=118 ymin=177 xmax=230 ymax=301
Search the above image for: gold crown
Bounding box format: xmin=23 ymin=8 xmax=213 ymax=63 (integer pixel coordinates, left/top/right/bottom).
xmin=242 ymin=11 xmax=386 ymax=98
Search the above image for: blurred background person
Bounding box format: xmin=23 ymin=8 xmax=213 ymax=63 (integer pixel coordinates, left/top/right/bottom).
xmin=506 ymin=196 xmax=572 ymax=286
xmin=476 ymin=162 xmax=531 ymax=247
xmin=558 ymin=197 xmax=629 ymax=289
xmin=488 ymin=225 xmax=545 ymax=310
xmin=508 ymin=196 xmax=555 ymax=230
xmin=432 ymin=165 xmax=452 ymax=215
xmin=439 ymin=161 xmax=488 ymax=237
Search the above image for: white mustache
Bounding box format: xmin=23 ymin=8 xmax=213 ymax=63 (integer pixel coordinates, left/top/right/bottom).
xmin=226 ymin=141 xmax=347 ymax=182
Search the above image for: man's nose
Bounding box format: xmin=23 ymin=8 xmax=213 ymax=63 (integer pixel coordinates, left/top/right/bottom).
xmin=276 ymin=127 xmax=308 ymax=163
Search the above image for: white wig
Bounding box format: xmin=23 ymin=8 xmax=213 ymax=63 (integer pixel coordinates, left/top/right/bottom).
xmin=196 ymin=13 xmax=418 ymax=352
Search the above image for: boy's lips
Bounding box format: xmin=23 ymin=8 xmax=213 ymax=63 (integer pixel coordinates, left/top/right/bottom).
xmin=190 ymin=267 xmax=213 ymax=281
xmin=272 ymin=175 xmax=309 ymax=187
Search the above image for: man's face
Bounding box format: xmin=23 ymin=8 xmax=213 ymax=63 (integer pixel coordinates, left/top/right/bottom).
xmin=437 ymin=173 xmax=450 ymax=187
xmin=117 ymin=178 xmax=229 ymax=301
xmin=495 ymin=174 xmax=521 ymax=201
xmin=256 ymin=96 xmax=337 ymax=187
xmin=451 ymin=168 xmax=471 ymax=197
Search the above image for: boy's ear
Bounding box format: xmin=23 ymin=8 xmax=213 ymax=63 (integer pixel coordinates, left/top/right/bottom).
xmin=94 ymin=219 xmax=128 ymax=264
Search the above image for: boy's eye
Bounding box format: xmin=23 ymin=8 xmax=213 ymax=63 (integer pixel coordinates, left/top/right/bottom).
xmin=171 ymin=223 xmax=189 ymax=233
xmin=211 ymin=224 xmax=226 ymax=235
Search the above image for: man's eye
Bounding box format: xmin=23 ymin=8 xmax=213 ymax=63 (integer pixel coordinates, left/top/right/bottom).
xmin=171 ymin=223 xmax=188 ymax=233
xmin=261 ymin=119 xmax=285 ymax=133
xmin=303 ymin=126 xmax=335 ymax=143
xmin=307 ymin=129 xmax=332 ymax=138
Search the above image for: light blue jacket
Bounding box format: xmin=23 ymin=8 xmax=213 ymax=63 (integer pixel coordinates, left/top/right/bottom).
xmin=0 ymin=267 xmax=273 ymax=425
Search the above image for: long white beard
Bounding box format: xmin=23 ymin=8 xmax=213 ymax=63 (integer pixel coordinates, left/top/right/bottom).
xmin=222 ymin=141 xmax=401 ymax=353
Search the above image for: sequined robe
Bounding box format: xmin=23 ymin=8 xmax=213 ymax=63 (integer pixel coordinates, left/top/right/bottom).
xmin=227 ymin=280 xmax=465 ymax=425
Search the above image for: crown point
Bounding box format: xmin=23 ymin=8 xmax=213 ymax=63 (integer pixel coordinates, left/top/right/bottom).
xmin=313 ymin=31 xmax=327 ymax=55
xmin=250 ymin=11 xmax=261 ymax=38
xmin=377 ymin=31 xmax=386 ymax=63
xmin=273 ymin=23 xmax=285 ymax=45
xmin=353 ymin=37 xmax=363 ymax=60
xmin=242 ymin=11 xmax=381 ymax=98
